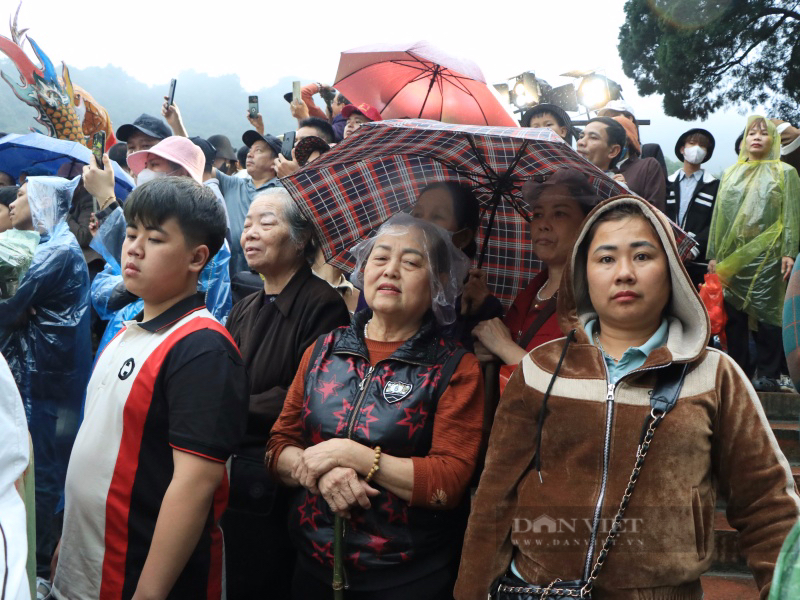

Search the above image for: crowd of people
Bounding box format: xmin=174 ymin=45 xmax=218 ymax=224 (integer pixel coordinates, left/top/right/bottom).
xmin=1 ymin=79 xmax=800 ymax=600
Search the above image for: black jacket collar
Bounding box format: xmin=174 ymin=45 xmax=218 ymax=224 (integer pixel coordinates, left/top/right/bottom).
xmin=260 ymin=262 xmax=314 ymax=318
xmin=334 ymin=309 xmax=443 ymax=366
xmin=135 ymin=292 xmax=207 ymax=333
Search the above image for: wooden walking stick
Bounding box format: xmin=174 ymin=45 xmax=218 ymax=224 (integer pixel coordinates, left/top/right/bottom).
xmin=332 ymin=514 xmax=345 ymax=599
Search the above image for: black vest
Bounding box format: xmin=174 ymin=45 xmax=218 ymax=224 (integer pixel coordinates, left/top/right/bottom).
xmin=289 ymin=311 xmax=468 ymax=590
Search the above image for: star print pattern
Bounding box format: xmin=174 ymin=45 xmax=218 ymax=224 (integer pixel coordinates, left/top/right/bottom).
xmin=416 ymin=366 xmax=442 ymax=390
xmin=347 ymin=551 xmax=367 ymax=571
xmin=365 ymin=533 xmax=389 ymax=555
xmin=311 ymin=540 xmax=333 ymax=566
xmin=380 ymin=492 xmax=409 ymax=524
xmin=314 ymin=375 xmax=344 ymax=404
xmin=396 ymin=402 xmax=429 ymax=439
xmin=297 ymin=494 xmax=323 ymax=531
xmin=353 ymin=403 xmax=380 ymax=440
xmin=332 ymin=398 xmax=353 ymax=436
xmin=295 ymin=325 xmax=466 ymax=576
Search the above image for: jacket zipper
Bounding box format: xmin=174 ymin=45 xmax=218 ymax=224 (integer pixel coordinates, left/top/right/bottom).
xmin=583 ymin=357 xmax=616 ymax=580
xmin=582 ymin=361 xmax=672 ymax=580
xmin=346 ymin=365 xmax=375 ymax=438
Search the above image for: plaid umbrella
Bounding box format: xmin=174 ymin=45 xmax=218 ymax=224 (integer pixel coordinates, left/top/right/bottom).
xmin=283 ymin=119 xmax=696 ymax=308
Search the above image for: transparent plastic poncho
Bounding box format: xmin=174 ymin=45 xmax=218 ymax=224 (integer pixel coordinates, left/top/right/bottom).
xmin=349 ymin=213 xmax=470 ymax=325
xmin=707 ymin=116 xmax=800 ymax=326
xmin=0 ymin=229 xmax=40 ymax=298
xmin=770 ymin=520 xmax=800 ymax=599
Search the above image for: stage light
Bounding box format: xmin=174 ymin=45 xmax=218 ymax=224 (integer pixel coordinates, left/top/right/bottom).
xmin=576 ymin=74 xmax=622 ymax=111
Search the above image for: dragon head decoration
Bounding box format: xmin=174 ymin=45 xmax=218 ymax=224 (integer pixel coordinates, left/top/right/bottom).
xmin=0 ymin=3 xmax=114 ymax=146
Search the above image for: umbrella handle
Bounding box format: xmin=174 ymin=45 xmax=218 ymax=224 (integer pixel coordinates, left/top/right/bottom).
xmin=333 ymin=515 xmax=345 ymax=599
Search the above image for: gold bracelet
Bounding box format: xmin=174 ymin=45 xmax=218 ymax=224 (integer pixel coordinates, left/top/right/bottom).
xmin=99 ymin=195 xmax=116 ymax=210
xmin=364 ymin=446 xmax=381 ymax=482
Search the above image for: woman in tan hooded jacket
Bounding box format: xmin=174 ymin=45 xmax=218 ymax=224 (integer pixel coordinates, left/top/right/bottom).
xmin=455 ymin=195 xmax=800 ymax=600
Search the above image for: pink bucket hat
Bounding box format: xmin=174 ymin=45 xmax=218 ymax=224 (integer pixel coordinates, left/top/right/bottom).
xmin=127 ymin=136 xmax=205 ymax=183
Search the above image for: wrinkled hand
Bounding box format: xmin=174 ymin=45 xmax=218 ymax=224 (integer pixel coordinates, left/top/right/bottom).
xmin=707 ymin=259 xmax=717 ymax=274
xmin=162 ymin=97 xmax=187 ymax=136
xmin=247 ymin=112 xmax=265 ymax=135
xmin=783 ymin=256 xmax=795 ymax=281
xmin=461 ymin=268 xmax=491 ymax=315
xmin=318 ymin=467 xmax=379 ymax=518
xmin=472 ymin=340 xmax=497 ymax=364
xmin=82 ymin=154 xmax=115 ymax=203
xmin=293 ymin=438 xmax=355 ymax=492
xmin=290 ymin=99 xmax=309 ymax=120
xmin=472 ymin=318 xmax=515 ymax=357
xmin=274 ymin=153 xmax=300 ymax=178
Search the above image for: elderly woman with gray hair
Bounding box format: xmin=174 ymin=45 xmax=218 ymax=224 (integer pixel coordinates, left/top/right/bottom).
xmin=267 ymin=214 xmax=485 ymax=599
xmin=223 ymin=187 xmax=351 ymax=599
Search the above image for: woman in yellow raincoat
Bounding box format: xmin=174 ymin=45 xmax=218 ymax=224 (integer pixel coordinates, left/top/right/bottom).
xmin=707 ymin=116 xmax=800 ymax=390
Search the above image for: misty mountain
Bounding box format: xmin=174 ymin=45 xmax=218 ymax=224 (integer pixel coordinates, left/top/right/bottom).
xmin=0 ymin=59 xmax=302 ymax=147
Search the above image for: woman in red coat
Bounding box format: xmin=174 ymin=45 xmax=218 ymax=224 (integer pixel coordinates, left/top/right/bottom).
xmin=472 ymin=168 xmax=600 ymax=390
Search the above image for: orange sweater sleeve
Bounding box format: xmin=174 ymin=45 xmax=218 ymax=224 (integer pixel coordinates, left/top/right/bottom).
xmin=266 ymin=343 xmax=314 ymax=477
xmin=409 ymin=352 xmax=484 ymax=509
xmin=301 ymin=82 xmax=329 ymax=120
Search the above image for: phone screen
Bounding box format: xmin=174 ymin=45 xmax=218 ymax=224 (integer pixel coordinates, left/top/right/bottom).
xmin=292 ymin=81 xmax=301 ymax=102
xmin=281 ymin=131 xmax=296 ymax=161
xmin=92 ymin=131 xmax=106 ymax=170
xmin=167 ymin=79 xmax=177 ymax=106
xmin=248 ymin=95 xmax=259 ymax=118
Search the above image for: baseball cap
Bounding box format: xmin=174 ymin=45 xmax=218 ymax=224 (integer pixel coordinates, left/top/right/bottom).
xmin=341 ymin=103 xmax=382 ymax=122
xmin=127 ymin=136 xmax=205 ymax=183
xmin=242 ymin=131 xmax=282 ymax=157
xmin=208 ymin=134 xmax=237 ymax=161
xmin=116 ymin=113 xmax=172 ymax=142
xmin=189 ymin=137 xmax=217 ymax=172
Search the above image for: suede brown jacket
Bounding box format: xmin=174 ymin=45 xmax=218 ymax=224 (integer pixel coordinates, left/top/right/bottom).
xmin=455 ymin=196 xmax=800 ymax=600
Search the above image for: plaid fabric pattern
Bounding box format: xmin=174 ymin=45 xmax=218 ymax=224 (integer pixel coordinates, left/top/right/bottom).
xmin=284 ymin=119 xmax=696 ymax=308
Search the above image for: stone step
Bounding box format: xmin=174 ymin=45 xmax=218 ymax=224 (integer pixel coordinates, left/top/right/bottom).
xmin=771 ymin=421 xmax=800 ymax=463
xmin=758 ymin=390 xmax=800 ymax=421
xmin=700 ymin=572 xmax=759 ymax=599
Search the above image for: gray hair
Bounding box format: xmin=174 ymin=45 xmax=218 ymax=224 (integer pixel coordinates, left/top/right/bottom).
xmin=253 ymin=187 xmax=316 ymax=263
xmin=349 ymin=213 xmax=470 ymax=325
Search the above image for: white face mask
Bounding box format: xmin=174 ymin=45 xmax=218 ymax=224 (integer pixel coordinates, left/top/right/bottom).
xmin=135 ymin=167 xmax=181 ymax=186
xmin=683 ymin=145 xmax=707 ymax=165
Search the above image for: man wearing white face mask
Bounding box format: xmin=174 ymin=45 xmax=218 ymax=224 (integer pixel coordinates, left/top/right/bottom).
xmin=666 ymin=128 xmax=719 ymax=284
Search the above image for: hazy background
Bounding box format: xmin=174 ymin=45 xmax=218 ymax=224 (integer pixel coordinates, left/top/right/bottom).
xmin=0 ymin=0 xmax=766 ymax=176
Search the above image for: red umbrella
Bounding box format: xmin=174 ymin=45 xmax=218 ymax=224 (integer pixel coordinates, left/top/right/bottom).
xmin=333 ymin=41 xmax=518 ymax=127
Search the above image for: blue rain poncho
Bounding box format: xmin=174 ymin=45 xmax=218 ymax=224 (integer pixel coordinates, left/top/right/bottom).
xmin=90 ymin=206 xmax=232 ymax=356
xmin=0 ymin=175 xmax=91 ymax=571
xmin=707 ymin=116 xmax=800 ymax=326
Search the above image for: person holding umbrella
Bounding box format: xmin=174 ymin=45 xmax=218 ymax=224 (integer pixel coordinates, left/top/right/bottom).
xmin=267 ymin=214 xmax=484 ymax=600
xmin=471 ymin=169 xmax=600 ymax=390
